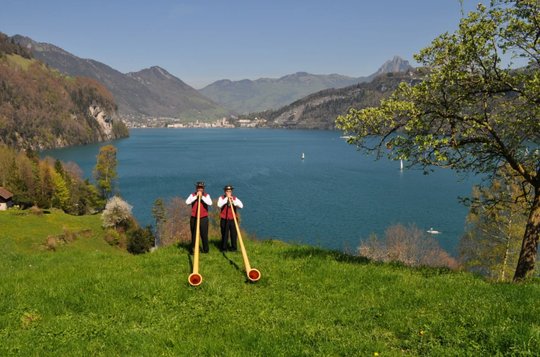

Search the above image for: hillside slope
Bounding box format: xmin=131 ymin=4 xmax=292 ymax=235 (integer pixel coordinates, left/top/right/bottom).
xmin=251 ymin=70 xmax=420 ymax=129
xmin=126 ymin=66 xmax=231 ymax=121
xmin=13 ymin=35 xmax=232 ymax=122
xmin=0 ymin=34 xmax=128 ymax=150
xmin=0 ymin=209 xmax=538 ymax=355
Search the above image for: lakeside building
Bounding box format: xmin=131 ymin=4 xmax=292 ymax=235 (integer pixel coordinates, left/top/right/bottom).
xmin=0 ymin=187 xmax=13 ymax=211
xmin=123 ymin=115 xmax=267 ymax=129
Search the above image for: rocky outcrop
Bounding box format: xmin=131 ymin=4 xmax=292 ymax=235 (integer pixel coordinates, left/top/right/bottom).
xmin=89 ymin=104 xmax=114 ymax=139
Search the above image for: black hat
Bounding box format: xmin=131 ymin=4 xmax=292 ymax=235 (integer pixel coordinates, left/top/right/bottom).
xmin=196 ymin=181 xmax=205 ymax=188
xmin=223 ymin=185 xmax=234 ymax=191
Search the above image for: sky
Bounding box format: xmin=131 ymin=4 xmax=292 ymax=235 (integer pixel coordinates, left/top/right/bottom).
xmin=1 ymin=0 xmax=483 ymax=88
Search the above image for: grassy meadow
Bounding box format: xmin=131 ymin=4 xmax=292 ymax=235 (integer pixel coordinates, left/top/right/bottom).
xmin=0 ymin=209 xmax=539 ymax=356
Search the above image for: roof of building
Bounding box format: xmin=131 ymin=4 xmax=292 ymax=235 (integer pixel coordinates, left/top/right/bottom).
xmin=0 ymin=187 xmax=13 ymax=200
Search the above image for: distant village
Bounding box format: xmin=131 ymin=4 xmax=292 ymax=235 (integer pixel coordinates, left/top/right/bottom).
xmin=124 ymin=116 xmax=268 ymax=129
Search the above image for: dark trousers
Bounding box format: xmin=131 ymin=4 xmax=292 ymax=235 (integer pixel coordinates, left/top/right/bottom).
xmin=190 ymin=216 xmax=209 ymax=253
xmin=220 ymin=218 xmax=238 ymax=251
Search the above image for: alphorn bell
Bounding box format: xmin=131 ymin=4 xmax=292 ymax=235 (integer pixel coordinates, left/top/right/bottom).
xmin=188 ymin=195 xmax=203 ymax=286
xmin=228 ymin=197 xmax=261 ymax=282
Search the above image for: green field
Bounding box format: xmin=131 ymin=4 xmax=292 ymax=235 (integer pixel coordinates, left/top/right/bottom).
xmin=0 ymin=209 xmax=539 ymax=356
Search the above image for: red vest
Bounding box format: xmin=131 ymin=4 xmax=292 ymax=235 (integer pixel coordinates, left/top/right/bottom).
xmin=191 ymin=193 xmax=209 ymax=218
xmin=220 ymin=196 xmax=239 ymax=220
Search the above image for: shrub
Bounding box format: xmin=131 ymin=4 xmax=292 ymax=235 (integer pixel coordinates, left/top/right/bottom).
xmin=101 ymin=196 xmax=133 ymax=229
xmin=159 ymin=197 xmax=191 ymax=247
xmin=127 ymin=226 xmax=154 ymax=255
xmin=29 ymin=206 xmax=43 ymax=216
xmin=45 ymin=236 xmax=57 ymax=251
xmin=358 ymin=224 xmax=458 ymax=269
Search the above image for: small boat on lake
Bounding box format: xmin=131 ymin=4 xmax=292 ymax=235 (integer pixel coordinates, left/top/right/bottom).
xmin=427 ymin=227 xmax=441 ymax=234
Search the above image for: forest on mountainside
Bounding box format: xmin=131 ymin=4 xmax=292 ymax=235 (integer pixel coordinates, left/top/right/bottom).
xmin=0 ymin=33 xmax=128 ymax=151
xmin=247 ymin=71 xmax=420 ymax=129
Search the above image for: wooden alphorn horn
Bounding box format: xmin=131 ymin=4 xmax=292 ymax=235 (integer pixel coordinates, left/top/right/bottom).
xmin=228 ymin=197 xmax=261 ymax=282
xmin=188 ymin=195 xmax=203 ymax=286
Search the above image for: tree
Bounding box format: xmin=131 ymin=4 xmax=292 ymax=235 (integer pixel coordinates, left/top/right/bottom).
xmin=36 ymin=161 xmax=54 ymax=208
xmin=159 ymin=197 xmax=191 ymax=247
xmin=152 ymin=198 xmax=166 ymax=247
xmin=94 ymin=145 xmax=118 ymax=199
xmin=51 ymin=170 xmax=70 ymax=210
xmin=127 ymin=226 xmax=154 ymax=255
xmin=336 ymin=0 xmax=540 ymax=281
xmin=101 ymin=196 xmax=133 ymax=230
xmin=459 ymin=166 xmax=528 ymax=281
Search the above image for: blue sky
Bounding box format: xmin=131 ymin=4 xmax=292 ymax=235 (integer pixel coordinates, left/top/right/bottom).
xmin=1 ymin=0 xmax=482 ymax=88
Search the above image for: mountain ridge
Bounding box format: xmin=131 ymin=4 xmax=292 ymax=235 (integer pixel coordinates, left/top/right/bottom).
xmin=12 ymin=34 xmax=413 ymax=123
xmin=200 ymin=56 xmax=413 ymax=114
xmin=245 ymin=70 xmax=420 ymax=129
xmin=0 ymin=33 xmax=128 ymax=150
xmin=12 ymin=35 xmax=232 ymax=122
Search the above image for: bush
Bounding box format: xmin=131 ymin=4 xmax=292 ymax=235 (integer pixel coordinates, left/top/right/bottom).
xmin=358 ymin=224 xmax=458 ymax=269
xmin=127 ymin=226 xmax=154 ymax=255
xmin=45 ymin=236 xmax=57 ymax=251
xmin=29 ymin=206 xmax=43 ymax=216
xmin=101 ymin=196 xmax=133 ymax=229
xmin=158 ymin=197 xmax=191 ymax=247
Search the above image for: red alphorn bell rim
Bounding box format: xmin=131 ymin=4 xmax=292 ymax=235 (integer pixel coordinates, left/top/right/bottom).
xmin=248 ymin=269 xmax=261 ymax=282
xmin=188 ymin=273 xmax=203 ymax=286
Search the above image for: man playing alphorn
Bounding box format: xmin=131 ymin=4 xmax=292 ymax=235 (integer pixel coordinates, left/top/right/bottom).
xmin=217 ymin=185 xmax=243 ymax=252
xmin=185 ymin=181 xmax=212 ymax=253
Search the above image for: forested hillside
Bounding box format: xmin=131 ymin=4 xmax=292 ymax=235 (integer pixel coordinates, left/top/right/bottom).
xmin=0 ymin=145 xmax=103 ymax=213
xmin=249 ymin=71 xmax=420 ymax=129
xmin=0 ymin=33 xmax=128 ymax=150
xmin=13 ymin=35 xmax=232 ymax=123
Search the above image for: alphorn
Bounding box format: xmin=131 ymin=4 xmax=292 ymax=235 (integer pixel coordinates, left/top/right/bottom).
xmin=228 ymin=197 xmax=261 ymax=282
xmin=188 ymin=195 xmax=203 ymax=286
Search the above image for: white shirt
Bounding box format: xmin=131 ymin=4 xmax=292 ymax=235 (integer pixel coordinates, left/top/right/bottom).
xmin=217 ymin=195 xmax=243 ymax=209
xmin=185 ymin=192 xmax=212 ymax=206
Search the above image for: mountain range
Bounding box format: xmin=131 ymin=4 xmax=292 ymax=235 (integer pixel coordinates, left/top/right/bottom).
xmin=12 ymin=35 xmax=232 ymax=122
xmin=11 ymin=35 xmax=412 ymax=127
xmin=200 ymin=56 xmax=413 ymax=114
xmin=12 ymin=34 xmax=413 ymax=123
xmin=247 ymin=70 xmax=422 ymax=130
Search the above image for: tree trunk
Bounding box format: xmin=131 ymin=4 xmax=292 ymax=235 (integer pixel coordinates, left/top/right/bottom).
xmin=500 ymin=231 xmax=510 ymax=282
xmin=513 ymin=187 xmax=540 ymax=281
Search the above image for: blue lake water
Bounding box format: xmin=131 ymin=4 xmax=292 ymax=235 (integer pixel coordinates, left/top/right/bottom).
xmin=42 ymin=128 xmax=478 ymax=255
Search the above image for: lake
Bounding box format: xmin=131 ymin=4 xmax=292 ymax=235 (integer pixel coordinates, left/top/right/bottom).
xmin=42 ymin=128 xmax=478 ymax=255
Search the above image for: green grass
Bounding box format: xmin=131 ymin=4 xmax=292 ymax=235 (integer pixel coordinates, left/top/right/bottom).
xmin=1 ymin=209 xmax=539 ymax=355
